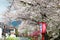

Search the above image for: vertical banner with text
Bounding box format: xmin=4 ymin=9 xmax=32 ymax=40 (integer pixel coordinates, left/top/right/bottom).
xmin=38 ymin=22 xmax=47 ymax=40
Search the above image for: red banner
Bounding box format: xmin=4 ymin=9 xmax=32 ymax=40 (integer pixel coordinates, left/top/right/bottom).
xmin=38 ymin=22 xmax=47 ymax=34
xmin=38 ymin=22 xmax=47 ymax=40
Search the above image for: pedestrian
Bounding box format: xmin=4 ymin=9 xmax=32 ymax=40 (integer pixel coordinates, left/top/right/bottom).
xmin=2 ymin=26 xmax=10 ymax=37
xmin=2 ymin=26 xmax=6 ymax=37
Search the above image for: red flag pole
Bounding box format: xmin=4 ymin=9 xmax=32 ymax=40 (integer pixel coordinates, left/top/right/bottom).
xmin=42 ymin=34 xmax=44 ymax=40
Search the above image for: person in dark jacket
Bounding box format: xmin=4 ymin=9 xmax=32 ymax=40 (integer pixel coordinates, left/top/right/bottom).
xmin=2 ymin=26 xmax=10 ymax=37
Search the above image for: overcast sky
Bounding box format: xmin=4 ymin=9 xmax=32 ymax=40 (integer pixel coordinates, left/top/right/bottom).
xmin=0 ymin=0 xmax=11 ymax=22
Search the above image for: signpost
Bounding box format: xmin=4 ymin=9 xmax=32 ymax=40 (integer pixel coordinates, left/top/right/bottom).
xmin=38 ymin=22 xmax=47 ymax=40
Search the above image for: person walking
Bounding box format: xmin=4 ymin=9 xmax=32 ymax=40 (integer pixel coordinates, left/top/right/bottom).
xmin=2 ymin=26 xmax=10 ymax=40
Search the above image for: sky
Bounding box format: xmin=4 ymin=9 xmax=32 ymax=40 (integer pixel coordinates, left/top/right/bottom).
xmin=0 ymin=0 xmax=21 ymax=27
xmin=0 ymin=0 xmax=11 ymax=22
xmin=0 ymin=0 xmax=11 ymax=14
